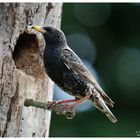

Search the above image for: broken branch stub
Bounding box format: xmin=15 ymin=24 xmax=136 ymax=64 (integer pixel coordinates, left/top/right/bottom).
xmin=24 ymin=99 xmax=75 ymax=119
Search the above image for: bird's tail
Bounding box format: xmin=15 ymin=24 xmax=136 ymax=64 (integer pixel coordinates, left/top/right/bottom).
xmin=90 ymin=89 xmax=117 ymax=123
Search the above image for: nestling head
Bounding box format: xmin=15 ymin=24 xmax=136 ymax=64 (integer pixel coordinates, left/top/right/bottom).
xmin=31 ymin=25 xmax=66 ymax=44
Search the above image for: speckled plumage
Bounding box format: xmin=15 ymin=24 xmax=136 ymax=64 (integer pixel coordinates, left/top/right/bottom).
xmin=32 ymin=25 xmax=117 ymax=123
xmin=43 ymin=39 xmax=88 ymax=98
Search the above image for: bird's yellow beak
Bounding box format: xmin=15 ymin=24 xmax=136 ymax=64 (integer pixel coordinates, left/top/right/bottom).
xmin=31 ymin=25 xmax=46 ymax=33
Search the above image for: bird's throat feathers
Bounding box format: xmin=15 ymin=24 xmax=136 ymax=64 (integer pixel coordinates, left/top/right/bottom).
xmin=43 ymin=33 xmax=67 ymax=48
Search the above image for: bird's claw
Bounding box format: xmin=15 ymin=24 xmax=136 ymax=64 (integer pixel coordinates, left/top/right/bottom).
xmin=64 ymin=106 xmax=75 ymax=119
xmin=47 ymin=101 xmax=75 ymax=119
xmin=61 ymin=104 xmax=75 ymax=119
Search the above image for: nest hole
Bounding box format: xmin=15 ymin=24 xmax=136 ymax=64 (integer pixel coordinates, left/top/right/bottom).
xmin=13 ymin=32 xmax=43 ymax=78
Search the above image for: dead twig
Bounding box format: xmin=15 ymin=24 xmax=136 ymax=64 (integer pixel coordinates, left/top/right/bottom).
xmin=24 ymin=99 xmax=75 ymax=119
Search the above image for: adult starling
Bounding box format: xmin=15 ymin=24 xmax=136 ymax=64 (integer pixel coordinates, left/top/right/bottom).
xmin=31 ymin=25 xmax=117 ymax=123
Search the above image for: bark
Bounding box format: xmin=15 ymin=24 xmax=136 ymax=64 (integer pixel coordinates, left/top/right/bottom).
xmin=0 ymin=3 xmax=63 ymax=137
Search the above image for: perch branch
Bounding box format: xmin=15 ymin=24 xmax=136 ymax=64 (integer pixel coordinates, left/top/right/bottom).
xmin=24 ymin=99 xmax=75 ymax=119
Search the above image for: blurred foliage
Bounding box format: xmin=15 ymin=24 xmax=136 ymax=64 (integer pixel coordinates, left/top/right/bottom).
xmin=49 ymin=3 xmax=140 ymax=137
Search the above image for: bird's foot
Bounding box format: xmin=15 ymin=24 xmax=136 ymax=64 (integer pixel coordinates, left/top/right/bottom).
xmin=47 ymin=100 xmax=75 ymax=119
xmin=48 ymin=94 xmax=91 ymax=119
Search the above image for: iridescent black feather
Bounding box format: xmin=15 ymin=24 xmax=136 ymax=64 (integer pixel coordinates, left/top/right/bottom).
xmin=33 ymin=26 xmax=117 ymax=123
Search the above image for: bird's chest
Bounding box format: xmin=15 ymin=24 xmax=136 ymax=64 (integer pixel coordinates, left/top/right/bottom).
xmin=43 ymin=47 xmax=64 ymax=81
xmin=43 ymin=47 xmax=87 ymax=96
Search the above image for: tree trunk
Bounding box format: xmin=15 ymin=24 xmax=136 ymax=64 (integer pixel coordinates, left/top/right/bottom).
xmin=0 ymin=3 xmax=62 ymax=137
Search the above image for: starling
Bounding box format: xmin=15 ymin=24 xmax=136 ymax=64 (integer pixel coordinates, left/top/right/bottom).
xmin=31 ymin=25 xmax=117 ymax=123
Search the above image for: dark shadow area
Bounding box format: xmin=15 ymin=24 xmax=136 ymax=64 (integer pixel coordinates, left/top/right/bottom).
xmin=13 ymin=32 xmax=43 ymax=78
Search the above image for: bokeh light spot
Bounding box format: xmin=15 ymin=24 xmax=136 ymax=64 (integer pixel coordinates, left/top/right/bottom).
xmin=73 ymin=3 xmax=111 ymax=27
xmin=67 ymin=33 xmax=96 ymax=63
xmin=62 ymin=24 xmax=88 ymax=36
xmin=115 ymin=47 xmax=140 ymax=93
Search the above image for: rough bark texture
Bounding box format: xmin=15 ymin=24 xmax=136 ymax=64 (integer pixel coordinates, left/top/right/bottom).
xmin=0 ymin=3 xmax=62 ymax=137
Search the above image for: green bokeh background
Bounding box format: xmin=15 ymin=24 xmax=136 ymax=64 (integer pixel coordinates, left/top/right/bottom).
xmin=49 ymin=3 xmax=140 ymax=137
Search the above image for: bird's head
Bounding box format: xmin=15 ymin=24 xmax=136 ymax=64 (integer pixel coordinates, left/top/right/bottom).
xmin=31 ymin=25 xmax=66 ymax=45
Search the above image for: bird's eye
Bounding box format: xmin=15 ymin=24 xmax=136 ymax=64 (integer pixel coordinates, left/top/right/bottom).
xmin=46 ymin=28 xmax=51 ymax=32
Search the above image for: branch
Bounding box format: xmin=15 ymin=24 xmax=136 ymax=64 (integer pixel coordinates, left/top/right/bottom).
xmin=24 ymin=99 xmax=75 ymax=119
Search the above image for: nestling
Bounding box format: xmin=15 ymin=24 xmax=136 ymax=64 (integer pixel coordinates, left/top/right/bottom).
xmin=31 ymin=25 xmax=117 ymax=123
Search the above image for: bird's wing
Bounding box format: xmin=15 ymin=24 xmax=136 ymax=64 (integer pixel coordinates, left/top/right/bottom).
xmin=61 ymin=47 xmax=114 ymax=107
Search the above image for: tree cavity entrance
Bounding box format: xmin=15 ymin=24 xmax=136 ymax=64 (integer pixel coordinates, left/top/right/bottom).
xmin=13 ymin=32 xmax=43 ymax=78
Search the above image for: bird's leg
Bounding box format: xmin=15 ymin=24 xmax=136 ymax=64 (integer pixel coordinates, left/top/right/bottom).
xmin=52 ymin=94 xmax=90 ymax=107
xmin=57 ymin=84 xmax=93 ymax=108
xmin=49 ymin=84 xmax=93 ymax=119
xmin=47 ymin=94 xmax=90 ymax=119
xmin=54 ymin=96 xmax=90 ymax=119
xmin=67 ymin=93 xmax=91 ymax=108
xmin=56 ymin=99 xmax=79 ymax=104
xmin=67 ymin=84 xmax=94 ymax=108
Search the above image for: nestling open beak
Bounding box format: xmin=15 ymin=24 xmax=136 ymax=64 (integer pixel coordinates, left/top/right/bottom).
xmin=31 ymin=25 xmax=47 ymax=33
